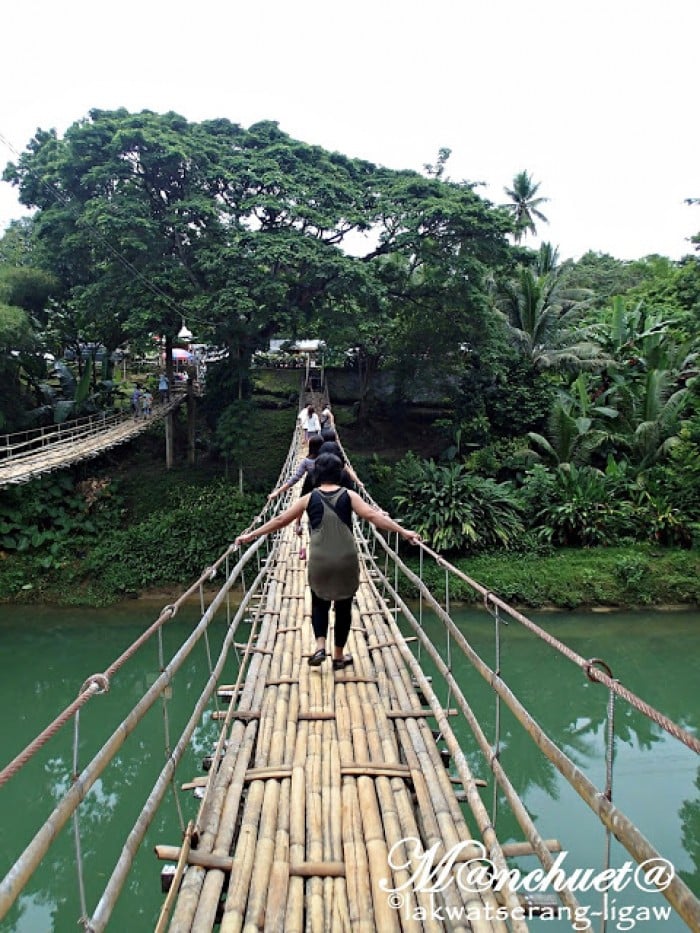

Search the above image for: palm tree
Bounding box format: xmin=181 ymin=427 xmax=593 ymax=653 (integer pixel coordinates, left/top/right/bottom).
xmin=527 ymin=379 xmax=619 ymax=468
xmin=495 ymin=254 xmax=604 ymax=371
xmin=502 ymin=170 xmax=550 ymax=243
xmin=612 ymin=368 xmax=690 ymax=470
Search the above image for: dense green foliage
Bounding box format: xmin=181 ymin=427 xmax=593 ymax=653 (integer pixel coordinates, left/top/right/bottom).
xmin=391 ymin=454 xmax=524 ymax=552
xmin=0 ymin=472 xmax=120 ymax=569
xmin=406 ymin=547 xmax=700 ymax=609
xmin=75 ymin=480 xmax=264 ymax=603
xmin=1 ymin=109 xmax=510 ymax=432
xmin=0 ymin=466 xmax=265 ymax=605
xmin=0 ymin=109 xmax=699 ymax=608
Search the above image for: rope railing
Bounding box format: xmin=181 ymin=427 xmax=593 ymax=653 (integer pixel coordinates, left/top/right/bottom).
xmin=420 ymin=543 xmax=700 ymax=756
xmin=0 ymin=410 xmax=118 ymax=460
xmin=270 ymin=411 xmax=700 ymax=928
xmin=0 ymin=422 xmax=299 ymax=793
xmin=2 ymin=417 xmax=698 ymax=931
xmin=353 ymin=516 xmax=700 ymax=931
xmin=339 ymin=427 xmax=700 ymax=757
xmin=0 ymin=393 xmax=187 ymax=463
xmin=322 ymin=415 xmax=700 ymax=929
xmin=0 ymin=423 xmax=301 ymax=925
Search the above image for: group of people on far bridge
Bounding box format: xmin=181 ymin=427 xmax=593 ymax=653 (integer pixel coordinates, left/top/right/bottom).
xmin=130 ymin=385 xmax=153 ymax=420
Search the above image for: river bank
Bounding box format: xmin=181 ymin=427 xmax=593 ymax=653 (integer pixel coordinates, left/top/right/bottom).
xmin=1 ymin=411 xmax=698 ymax=611
xmin=4 ymin=542 xmax=698 ymax=614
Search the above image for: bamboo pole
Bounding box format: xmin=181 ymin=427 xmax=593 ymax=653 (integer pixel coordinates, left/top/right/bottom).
xmin=357 ymin=689 xmax=426 ymax=933
xmin=219 ymin=581 xmax=282 ymax=932
xmin=341 ymin=779 xmax=375 ymax=932
xmin=356 ymin=583 xmax=507 ymax=933
xmin=359 ymin=615 xmax=455 ymax=931
xmin=306 ymin=686 xmax=325 ymax=931
xmin=154 ymin=821 xmax=194 ymax=933
xmin=244 ymin=582 xmax=294 ymax=931
xmin=357 ymin=542 xmax=531 ymax=931
xmin=175 ymin=578 xmax=279 ymax=931
xmin=339 ymin=658 xmax=399 ymax=933
xmin=349 ymin=602 xmax=444 ymax=933
xmin=242 ymin=777 xmax=281 ymax=929
xmin=286 ymin=602 xmax=309 ymax=933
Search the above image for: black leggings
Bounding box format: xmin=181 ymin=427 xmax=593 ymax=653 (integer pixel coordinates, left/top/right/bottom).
xmin=310 ymin=591 xmax=353 ymax=648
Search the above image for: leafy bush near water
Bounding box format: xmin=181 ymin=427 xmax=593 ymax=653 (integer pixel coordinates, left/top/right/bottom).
xmin=0 ymin=472 xmax=122 ymax=572
xmin=386 ymin=452 xmax=698 ymax=555
xmin=0 ymin=470 xmax=264 ymax=605
xmin=391 ymin=454 xmax=524 ymax=552
xmin=0 ymin=471 xmax=121 ymax=599
xmin=404 ymin=547 xmax=700 ymax=608
xmin=68 ymin=481 xmax=265 ymax=601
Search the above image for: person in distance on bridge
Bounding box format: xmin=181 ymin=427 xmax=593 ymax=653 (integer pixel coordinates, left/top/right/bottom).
xmin=268 ymin=434 xmax=324 ymax=500
xmin=131 ymin=385 xmax=142 ymax=421
xmin=158 ymin=372 xmax=170 ymax=404
xmin=316 ymin=429 xmax=361 ymax=490
xmin=319 ymin=404 xmax=334 ymax=436
xmin=298 ymin=404 xmax=321 ymax=441
xmin=268 ymin=434 xmax=324 ymax=507
xmin=235 ymin=453 xmax=421 ymax=670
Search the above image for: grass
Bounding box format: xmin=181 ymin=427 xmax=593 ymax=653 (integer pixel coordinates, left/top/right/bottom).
xmin=406 ymin=545 xmax=700 ymax=609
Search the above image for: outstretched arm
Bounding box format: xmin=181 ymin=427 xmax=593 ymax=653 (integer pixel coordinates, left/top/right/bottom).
xmin=268 ymin=459 xmax=309 ymax=500
xmin=235 ymin=496 xmax=310 ymax=547
xmin=348 ymin=490 xmax=421 ymax=545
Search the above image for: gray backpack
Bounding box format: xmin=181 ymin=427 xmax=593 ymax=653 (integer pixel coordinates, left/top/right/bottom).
xmin=307 ymin=489 xmax=360 ymax=601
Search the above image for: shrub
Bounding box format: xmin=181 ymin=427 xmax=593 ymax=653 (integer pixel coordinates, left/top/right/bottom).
xmin=391 ymin=455 xmax=524 ymax=553
xmin=73 ymin=481 xmax=265 ymax=598
xmin=0 ymin=472 xmax=121 ymax=570
xmin=529 ymin=464 xmax=639 ymax=547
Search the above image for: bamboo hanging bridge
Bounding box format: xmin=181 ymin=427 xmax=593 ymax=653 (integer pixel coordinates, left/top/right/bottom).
xmin=0 ymin=388 xmax=192 ymax=487
xmin=0 ymin=417 xmax=699 ymax=932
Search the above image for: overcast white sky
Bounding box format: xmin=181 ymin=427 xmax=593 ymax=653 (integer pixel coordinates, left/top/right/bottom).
xmin=1 ymin=0 xmax=698 ymax=262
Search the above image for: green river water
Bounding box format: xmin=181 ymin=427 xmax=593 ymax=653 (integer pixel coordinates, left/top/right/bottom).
xmin=0 ymin=603 xmax=697 ymax=932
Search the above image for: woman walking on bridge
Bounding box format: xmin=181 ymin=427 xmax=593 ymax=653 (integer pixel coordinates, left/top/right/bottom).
xmin=235 ymin=453 xmax=420 ymax=669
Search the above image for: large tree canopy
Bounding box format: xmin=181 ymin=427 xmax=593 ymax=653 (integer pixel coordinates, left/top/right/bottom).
xmin=3 ymin=109 xmax=512 ymax=413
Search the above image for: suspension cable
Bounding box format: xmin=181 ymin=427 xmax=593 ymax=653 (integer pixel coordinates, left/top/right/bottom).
xmin=158 ymin=625 xmax=186 ymax=837
xmin=420 ymin=542 xmax=700 ymax=756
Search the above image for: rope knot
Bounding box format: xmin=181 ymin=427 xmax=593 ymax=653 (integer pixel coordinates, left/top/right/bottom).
xmin=80 ymin=673 xmax=110 ymax=696
xmin=584 ymin=657 xmax=614 ymax=684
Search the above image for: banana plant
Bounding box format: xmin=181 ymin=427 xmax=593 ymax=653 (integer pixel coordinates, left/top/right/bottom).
xmin=527 ymin=375 xmax=619 ymax=468
xmin=38 ymin=356 xmax=95 ymax=423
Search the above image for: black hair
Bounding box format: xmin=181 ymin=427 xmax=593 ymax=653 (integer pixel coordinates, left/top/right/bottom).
xmin=318 ymin=440 xmax=345 ymax=463
xmin=308 ymin=435 xmax=324 ymax=457
xmin=321 ymin=427 xmax=337 ymax=442
xmin=313 ymin=452 xmax=344 ymax=486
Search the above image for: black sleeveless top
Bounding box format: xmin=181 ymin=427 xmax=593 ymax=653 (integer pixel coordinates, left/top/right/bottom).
xmin=307 ymin=487 xmax=352 ymax=529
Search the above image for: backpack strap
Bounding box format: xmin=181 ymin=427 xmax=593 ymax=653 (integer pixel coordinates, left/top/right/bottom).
xmin=315 ymin=489 xmax=351 ymax=527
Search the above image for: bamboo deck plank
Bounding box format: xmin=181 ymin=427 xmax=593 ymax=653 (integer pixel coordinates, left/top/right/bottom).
xmin=163 ymin=479 xmax=517 ymax=932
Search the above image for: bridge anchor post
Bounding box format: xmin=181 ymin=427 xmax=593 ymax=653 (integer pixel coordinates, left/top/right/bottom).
xmin=187 ymin=383 xmax=196 ymax=465
xmin=165 ymin=412 xmax=173 ymax=470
